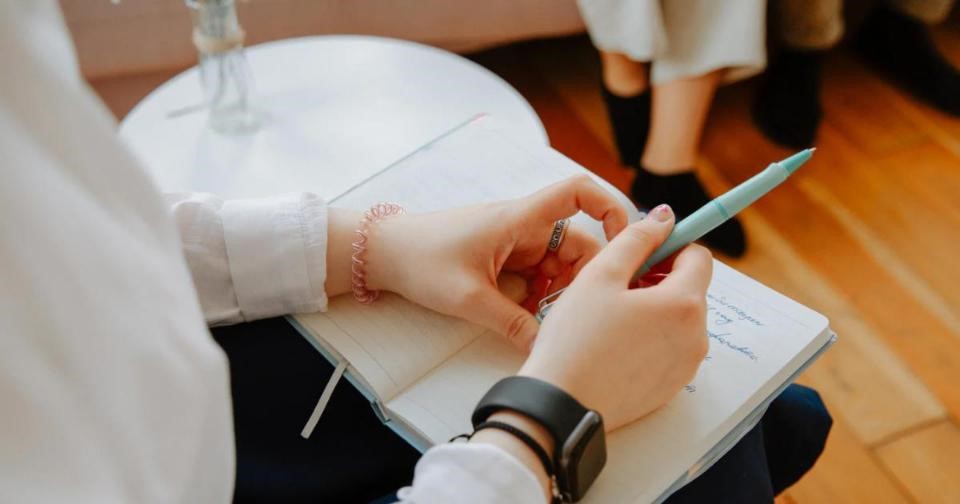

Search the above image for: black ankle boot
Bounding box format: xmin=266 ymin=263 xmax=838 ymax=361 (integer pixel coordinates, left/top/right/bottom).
xmin=601 ymin=84 xmax=651 ymax=166
xmin=752 ymin=49 xmax=824 ymax=149
xmin=631 ymin=166 xmax=747 ymax=258
xmin=855 ymin=3 xmax=960 ymax=116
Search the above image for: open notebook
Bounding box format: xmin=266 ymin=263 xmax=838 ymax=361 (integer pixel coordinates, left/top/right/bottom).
xmin=290 ymin=115 xmax=835 ymax=503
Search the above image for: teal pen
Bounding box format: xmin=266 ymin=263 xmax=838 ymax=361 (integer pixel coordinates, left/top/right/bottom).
xmin=632 ymin=148 xmax=815 ymax=280
xmin=536 ymin=148 xmax=815 ymax=321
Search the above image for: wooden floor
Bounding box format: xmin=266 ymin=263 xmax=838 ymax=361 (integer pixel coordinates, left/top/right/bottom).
xmin=469 ymin=21 xmax=960 ymax=504
xmin=90 ymin=17 xmax=960 ymax=503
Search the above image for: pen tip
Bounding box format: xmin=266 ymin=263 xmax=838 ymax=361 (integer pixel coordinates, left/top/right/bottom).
xmin=780 ymin=149 xmax=814 ymax=174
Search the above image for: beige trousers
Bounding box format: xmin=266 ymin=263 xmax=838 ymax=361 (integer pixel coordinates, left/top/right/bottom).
xmin=775 ymin=0 xmax=957 ymax=49
xmin=577 ymin=0 xmax=767 ymax=84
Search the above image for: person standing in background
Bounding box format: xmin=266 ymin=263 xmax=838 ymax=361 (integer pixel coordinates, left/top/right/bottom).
xmin=755 ymin=0 xmax=960 ymax=149
xmin=577 ymin=0 xmax=767 ymax=258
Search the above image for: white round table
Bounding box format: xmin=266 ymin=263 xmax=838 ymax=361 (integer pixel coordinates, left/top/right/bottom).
xmin=120 ymin=35 xmax=547 ymax=200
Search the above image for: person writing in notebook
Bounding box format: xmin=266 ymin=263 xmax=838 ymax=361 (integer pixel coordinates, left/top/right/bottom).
xmin=1 ymin=2 xmax=830 ymax=503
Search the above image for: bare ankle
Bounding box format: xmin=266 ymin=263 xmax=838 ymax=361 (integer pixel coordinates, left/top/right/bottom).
xmin=603 ymin=71 xmax=648 ymax=97
xmin=600 ymin=52 xmax=649 ymax=97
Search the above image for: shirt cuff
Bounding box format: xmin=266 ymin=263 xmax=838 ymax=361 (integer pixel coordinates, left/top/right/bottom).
xmin=221 ymin=193 xmax=328 ymax=320
xmin=397 ymin=443 xmax=544 ymax=503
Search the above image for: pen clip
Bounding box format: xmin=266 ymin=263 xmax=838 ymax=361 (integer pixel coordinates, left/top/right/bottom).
xmin=535 ymin=288 xmax=566 ymax=322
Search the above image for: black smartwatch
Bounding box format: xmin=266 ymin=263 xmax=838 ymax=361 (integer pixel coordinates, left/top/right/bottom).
xmin=472 ymin=376 xmax=606 ymax=502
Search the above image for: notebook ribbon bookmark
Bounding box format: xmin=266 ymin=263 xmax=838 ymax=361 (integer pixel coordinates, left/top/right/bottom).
xmin=301 ymin=361 xmax=349 ymax=439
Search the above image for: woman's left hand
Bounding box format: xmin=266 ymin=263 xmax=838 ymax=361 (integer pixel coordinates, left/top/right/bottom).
xmin=364 ymin=175 xmax=628 ymax=350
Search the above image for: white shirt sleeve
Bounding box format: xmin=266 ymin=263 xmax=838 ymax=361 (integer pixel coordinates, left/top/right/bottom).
xmin=166 ymin=192 xmax=329 ymax=325
xmin=167 ymin=191 xmax=549 ymax=502
xmin=397 ymin=443 xmax=545 ymax=503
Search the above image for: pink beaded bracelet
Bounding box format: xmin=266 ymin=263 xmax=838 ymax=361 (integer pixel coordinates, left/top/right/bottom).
xmin=351 ymin=202 xmax=405 ymax=304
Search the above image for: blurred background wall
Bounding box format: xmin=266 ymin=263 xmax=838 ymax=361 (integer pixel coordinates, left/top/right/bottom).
xmin=60 ymin=0 xmax=585 ymax=79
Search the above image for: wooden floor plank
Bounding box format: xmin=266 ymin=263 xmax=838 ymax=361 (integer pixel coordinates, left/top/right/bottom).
xmin=798 ymin=176 xmax=960 ymax=339
xmin=785 ymin=402 xmax=912 ymax=504
xmin=887 ymin=83 xmax=960 ymax=163
xmin=876 ymin=421 xmax=960 ymax=504
xmin=868 ymin=141 xmax=960 ymax=225
xmin=793 ymin=132 xmax=960 ymax=331
xmin=820 ymin=54 xmax=929 ymax=157
xmin=884 ymin=23 xmax=960 ymax=159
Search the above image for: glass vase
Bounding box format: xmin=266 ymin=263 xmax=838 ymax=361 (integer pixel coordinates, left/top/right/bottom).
xmin=187 ymin=0 xmax=260 ymax=134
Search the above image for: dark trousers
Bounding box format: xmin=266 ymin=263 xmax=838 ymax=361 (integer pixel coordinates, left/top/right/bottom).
xmin=212 ymin=318 xmax=831 ymax=504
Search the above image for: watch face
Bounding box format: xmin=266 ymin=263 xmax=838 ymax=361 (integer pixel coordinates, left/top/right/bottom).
xmin=560 ymin=411 xmax=607 ymax=501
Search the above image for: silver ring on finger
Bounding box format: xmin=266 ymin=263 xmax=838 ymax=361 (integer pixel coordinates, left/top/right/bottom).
xmin=547 ymin=218 xmax=570 ymax=252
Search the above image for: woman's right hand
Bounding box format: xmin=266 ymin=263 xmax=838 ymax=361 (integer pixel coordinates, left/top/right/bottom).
xmin=519 ymin=204 xmax=713 ymax=431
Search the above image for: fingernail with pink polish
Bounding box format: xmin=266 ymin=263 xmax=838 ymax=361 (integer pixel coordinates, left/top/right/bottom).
xmin=651 ymin=204 xmax=673 ymax=222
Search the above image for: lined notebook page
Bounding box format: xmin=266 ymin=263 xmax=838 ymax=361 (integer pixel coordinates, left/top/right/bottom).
xmin=387 ymin=261 xmax=831 ymax=503
xmin=386 ymin=332 xmax=523 ymax=440
xmin=294 ymin=115 xmax=638 ymax=400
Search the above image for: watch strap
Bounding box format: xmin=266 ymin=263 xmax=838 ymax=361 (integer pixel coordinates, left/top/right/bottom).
xmin=472 ymin=376 xmax=589 ymax=447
